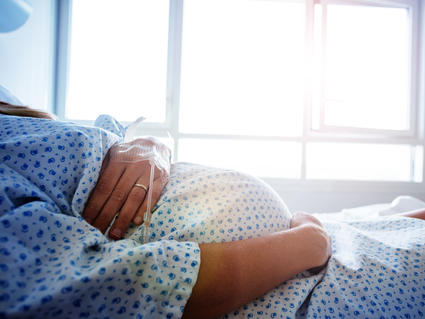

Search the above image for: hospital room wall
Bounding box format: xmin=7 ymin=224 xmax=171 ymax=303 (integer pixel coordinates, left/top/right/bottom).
xmin=0 ymin=0 xmax=56 ymax=111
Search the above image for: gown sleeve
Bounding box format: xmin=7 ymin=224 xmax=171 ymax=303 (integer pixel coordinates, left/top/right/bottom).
xmin=0 ymin=114 xmax=201 ymax=319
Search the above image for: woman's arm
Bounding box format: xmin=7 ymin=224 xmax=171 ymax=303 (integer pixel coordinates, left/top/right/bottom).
xmin=183 ymin=224 xmax=331 ymax=319
xmin=399 ymin=208 xmax=425 ymax=221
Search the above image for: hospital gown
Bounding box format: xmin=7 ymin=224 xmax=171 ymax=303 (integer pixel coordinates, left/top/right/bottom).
xmin=1 ymin=114 xmax=425 ymax=318
xmin=0 ymin=115 xmax=200 ymax=319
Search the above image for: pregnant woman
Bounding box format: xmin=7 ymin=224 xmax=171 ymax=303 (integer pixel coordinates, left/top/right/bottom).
xmin=1 ymin=101 xmax=425 ymax=319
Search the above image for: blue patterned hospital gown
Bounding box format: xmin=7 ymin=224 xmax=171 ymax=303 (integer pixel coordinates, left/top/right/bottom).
xmin=0 ymin=115 xmax=200 ymax=319
xmin=1 ymin=114 xmax=425 ymax=319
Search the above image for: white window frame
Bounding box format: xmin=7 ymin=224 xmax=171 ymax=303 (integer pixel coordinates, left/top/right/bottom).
xmin=54 ymin=0 xmax=425 ymax=195
xmin=311 ymin=0 xmax=419 ymax=139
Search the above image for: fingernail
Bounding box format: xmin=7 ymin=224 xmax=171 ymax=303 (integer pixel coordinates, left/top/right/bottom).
xmin=134 ymin=216 xmax=142 ymax=224
xmin=109 ymin=228 xmax=122 ymax=239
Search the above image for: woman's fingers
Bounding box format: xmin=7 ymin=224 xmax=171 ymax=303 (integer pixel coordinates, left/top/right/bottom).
xmin=83 ymin=158 xmax=165 ymax=237
xmin=108 ymin=176 xmax=150 ymax=239
xmin=108 ymin=165 xmax=168 ymax=238
xmin=133 ymin=177 xmax=165 ymax=225
xmin=82 ymin=161 xmax=125 ymax=224
xmin=290 ymin=212 xmax=323 ymax=229
xmin=82 ymin=137 xmax=171 ymax=239
xmin=91 ymin=165 xmax=143 ymax=233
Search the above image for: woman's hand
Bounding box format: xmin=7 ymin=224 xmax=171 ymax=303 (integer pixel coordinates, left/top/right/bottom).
xmin=290 ymin=212 xmax=332 ymax=272
xmin=290 ymin=211 xmax=323 ymax=228
xmin=82 ymin=137 xmax=171 ymax=240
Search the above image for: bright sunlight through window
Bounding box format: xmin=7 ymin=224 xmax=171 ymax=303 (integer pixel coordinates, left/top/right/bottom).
xmin=313 ymin=4 xmax=410 ymax=131
xmin=67 ymin=0 xmax=169 ymax=122
xmin=179 ymin=0 xmax=305 ymax=137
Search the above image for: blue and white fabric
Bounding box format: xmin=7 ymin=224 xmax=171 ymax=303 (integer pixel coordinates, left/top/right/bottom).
xmin=0 ymin=114 xmax=200 ymax=319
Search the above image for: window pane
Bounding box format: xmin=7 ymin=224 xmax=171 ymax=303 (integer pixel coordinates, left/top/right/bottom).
xmin=306 ymin=143 xmax=414 ymax=181
xmin=413 ymin=146 xmax=423 ymax=182
xmin=179 ymin=0 xmax=305 ymax=136
xmin=178 ymin=139 xmax=301 ymax=178
xmin=317 ymin=4 xmax=410 ymax=130
xmin=67 ymin=0 xmax=169 ymax=122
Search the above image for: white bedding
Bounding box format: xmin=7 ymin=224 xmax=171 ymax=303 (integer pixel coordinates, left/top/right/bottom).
xmin=314 ymin=195 xmax=425 ymax=222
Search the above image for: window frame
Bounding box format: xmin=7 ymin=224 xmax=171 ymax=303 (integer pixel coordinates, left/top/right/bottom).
xmin=54 ymin=0 xmax=425 ymax=193
xmin=311 ymin=0 xmax=419 ymax=139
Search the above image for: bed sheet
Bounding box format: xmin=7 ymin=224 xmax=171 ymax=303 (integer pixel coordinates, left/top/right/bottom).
xmin=314 ymin=196 xmax=425 ymax=222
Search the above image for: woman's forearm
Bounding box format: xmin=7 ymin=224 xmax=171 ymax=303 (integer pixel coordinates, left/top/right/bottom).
xmin=399 ymin=209 xmax=425 ymax=221
xmin=183 ymin=224 xmax=330 ymax=319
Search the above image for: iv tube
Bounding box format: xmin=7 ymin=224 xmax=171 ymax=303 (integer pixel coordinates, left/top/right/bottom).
xmin=143 ymin=161 xmax=155 ymax=242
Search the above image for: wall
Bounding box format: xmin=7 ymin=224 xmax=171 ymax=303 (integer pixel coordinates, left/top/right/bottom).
xmin=0 ymin=0 xmax=56 ymax=111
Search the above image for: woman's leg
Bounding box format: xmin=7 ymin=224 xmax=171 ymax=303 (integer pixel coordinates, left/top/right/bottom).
xmin=398 ymin=208 xmax=425 ymax=221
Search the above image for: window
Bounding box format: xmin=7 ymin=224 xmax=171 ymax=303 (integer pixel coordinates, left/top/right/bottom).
xmin=179 ymin=0 xmax=305 ymax=137
xmin=312 ymin=1 xmax=412 ymax=133
xmin=61 ymin=0 xmax=423 ymax=185
xmin=66 ymin=0 xmax=169 ymax=122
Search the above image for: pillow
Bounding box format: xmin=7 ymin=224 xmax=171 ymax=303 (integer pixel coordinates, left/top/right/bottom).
xmin=0 ymin=84 xmax=24 ymax=105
